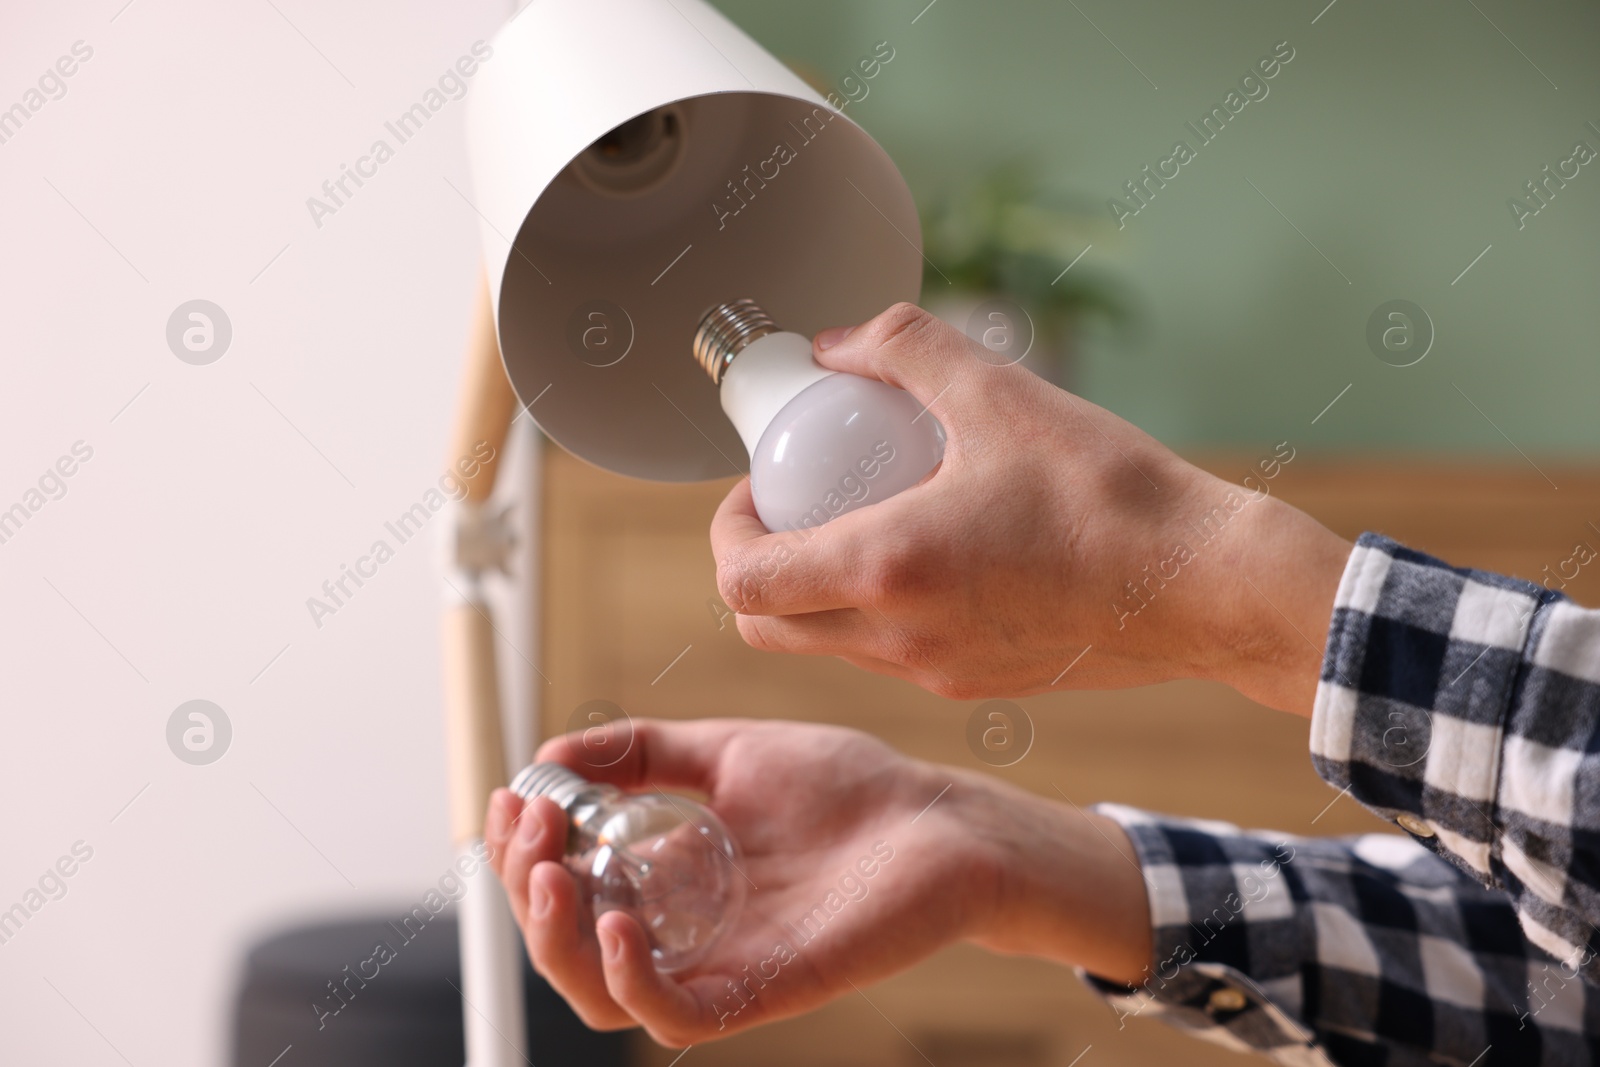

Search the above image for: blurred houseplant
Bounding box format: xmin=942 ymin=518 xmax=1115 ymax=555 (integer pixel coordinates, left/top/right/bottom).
xmin=919 ymin=165 xmax=1133 ymax=389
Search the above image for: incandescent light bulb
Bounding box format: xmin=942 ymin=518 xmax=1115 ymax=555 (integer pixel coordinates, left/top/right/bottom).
xmin=694 ymin=300 xmax=945 ymax=532
xmin=509 ymin=762 xmax=744 ymax=974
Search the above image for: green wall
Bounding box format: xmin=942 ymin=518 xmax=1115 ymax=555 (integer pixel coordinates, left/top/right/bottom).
xmin=713 ymin=0 xmax=1600 ymax=456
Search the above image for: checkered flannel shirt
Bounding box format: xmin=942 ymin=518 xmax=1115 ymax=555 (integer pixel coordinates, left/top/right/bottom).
xmin=1081 ymin=533 xmax=1600 ymax=1065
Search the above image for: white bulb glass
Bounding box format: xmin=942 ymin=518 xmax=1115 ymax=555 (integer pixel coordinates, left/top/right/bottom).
xmin=511 ymin=763 xmax=743 ymax=974
xmin=747 ymin=371 xmax=945 ymax=533
xmin=695 ymin=301 xmax=945 ymax=533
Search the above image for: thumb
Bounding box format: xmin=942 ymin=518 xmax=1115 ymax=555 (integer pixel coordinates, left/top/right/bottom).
xmin=811 ymin=303 xmax=985 ymax=421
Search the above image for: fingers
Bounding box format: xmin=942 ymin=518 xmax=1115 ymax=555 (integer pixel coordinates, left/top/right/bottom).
xmin=594 ymin=912 xmax=712 ymax=1046
xmin=490 ymin=791 xmax=567 ymax=927
xmin=707 ymin=478 xmax=769 ymax=567
xmin=485 ymin=789 xmax=635 ymax=1027
xmin=535 ymin=717 xmax=746 ymax=794
xmin=484 ymin=788 xmax=517 ymax=880
xmin=734 ymin=608 xmax=884 ymax=659
xmin=812 ymin=302 xmax=988 ymax=432
xmin=709 ymin=479 xmax=870 ymax=616
xmin=518 ymin=861 xmax=637 ymax=1030
xmin=485 ymin=788 xmax=730 ymax=1042
xmin=485 ymin=789 xmax=636 ymax=1031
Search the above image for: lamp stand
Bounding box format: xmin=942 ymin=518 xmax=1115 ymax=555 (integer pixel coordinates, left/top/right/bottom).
xmin=439 ymin=273 xmax=530 ymax=1067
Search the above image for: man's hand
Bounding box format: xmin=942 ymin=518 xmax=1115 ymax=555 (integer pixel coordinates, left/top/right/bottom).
xmin=709 ymin=303 xmax=1353 ymax=716
xmin=484 ymin=718 xmax=1151 ymax=1046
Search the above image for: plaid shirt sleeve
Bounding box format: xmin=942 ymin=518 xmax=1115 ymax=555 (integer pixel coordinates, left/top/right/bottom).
xmin=1081 ymin=808 xmax=1600 ymax=1065
xmin=1074 ymin=533 xmax=1600 ymax=1064
xmin=1312 ymin=533 xmax=1600 ymax=982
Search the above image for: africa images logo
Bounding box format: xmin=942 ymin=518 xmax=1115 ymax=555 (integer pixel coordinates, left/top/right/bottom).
xmin=1107 ymin=40 xmax=1296 ymax=228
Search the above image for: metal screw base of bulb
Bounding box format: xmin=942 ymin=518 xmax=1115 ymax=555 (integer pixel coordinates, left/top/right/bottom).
xmin=693 ymin=299 xmax=778 ymax=385
xmin=508 ymin=762 xmax=592 ymax=812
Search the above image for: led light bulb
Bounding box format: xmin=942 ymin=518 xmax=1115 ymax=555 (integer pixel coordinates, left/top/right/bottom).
xmin=510 ymin=762 xmax=744 ymax=974
xmin=694 ymin=300 xmax=945 ymax=533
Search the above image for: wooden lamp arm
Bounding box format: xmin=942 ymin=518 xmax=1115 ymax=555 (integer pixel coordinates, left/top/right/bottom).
xmin=441 ymin=273 xmax=519 ymax=844
xmin=449 ymin=275 xmax=518 ymax=508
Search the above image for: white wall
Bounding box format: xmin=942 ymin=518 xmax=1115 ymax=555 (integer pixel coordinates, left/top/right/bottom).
xmin=0 ymin=2 xmax=533 ymax=1063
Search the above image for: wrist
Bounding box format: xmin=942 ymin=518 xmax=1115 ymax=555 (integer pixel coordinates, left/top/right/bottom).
xmin=954 ymin=772 xmax=1151 ymax=985
xmin=1195 ymin=490 xmax=1352 ymax=716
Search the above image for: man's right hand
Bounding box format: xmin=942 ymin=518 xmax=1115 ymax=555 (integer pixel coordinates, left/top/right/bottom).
xmin=709 ymin=303 xmax=1353 ymax=716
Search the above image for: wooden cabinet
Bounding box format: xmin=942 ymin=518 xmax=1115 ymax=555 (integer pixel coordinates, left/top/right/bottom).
xmin=537 ymin=451 xmax=1600 ymax=1066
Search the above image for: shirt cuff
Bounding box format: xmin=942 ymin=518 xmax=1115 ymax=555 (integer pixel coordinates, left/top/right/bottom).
xmin=1078 ymin=805 xmax=1322 ymax=1060
xmin=1309 ymin=532 xmax=1543 ymax=880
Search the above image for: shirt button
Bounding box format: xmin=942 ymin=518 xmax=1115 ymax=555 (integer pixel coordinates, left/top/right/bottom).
xmin=1208 ymin=988 xmax=1248 ymax=1013
xmin=1396 ymin=813 xmax=1435 ymax=838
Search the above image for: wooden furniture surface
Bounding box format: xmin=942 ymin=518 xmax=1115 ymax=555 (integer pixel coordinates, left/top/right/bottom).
xmin=537 ymin=451 xmax=1600 ymax=1067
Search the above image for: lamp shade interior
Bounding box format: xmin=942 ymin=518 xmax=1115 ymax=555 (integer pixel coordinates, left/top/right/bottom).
xmin=496 ymin=91 xmax=923 ymax=483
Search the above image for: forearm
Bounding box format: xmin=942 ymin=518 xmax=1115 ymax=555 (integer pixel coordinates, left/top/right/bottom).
xmin=960 ymin=772 xmax=1151 ymax=985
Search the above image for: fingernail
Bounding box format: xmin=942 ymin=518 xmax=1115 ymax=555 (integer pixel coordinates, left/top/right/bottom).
xmin=531 ymin=880 xmax=551 ymax=919
xmin=519 ymin=811 xmax=543 ymax=845
xmin=597 ymin=927 xmax=621 ymax=962
xmin=815 ymin=325 xmax=854 ymax=351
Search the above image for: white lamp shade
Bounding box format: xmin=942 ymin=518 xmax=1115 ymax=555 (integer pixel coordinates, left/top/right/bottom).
xmin=466 ymin=0 xmax=923 ymax=482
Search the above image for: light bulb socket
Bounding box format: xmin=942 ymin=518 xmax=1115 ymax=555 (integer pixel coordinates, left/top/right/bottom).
xmin=693 ymin=299 xmax=779 ymax=385
xmin=509 ymin=762 xmax=595 ymax=812
xmin=568 ymin=105 xmax=687 ymax=199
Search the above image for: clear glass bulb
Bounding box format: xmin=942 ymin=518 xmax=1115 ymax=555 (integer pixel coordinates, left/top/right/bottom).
xmin=694 ymin=300 xmax=945 ymax=533
xmin=509 ymin=762 xmax=744 ymax=974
